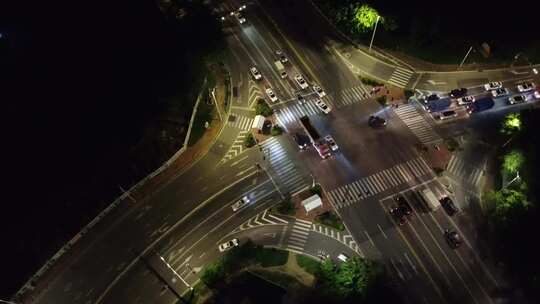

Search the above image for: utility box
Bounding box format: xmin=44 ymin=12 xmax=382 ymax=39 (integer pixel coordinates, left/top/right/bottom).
xmin=252 ymin=115 xmax=265 ymax=131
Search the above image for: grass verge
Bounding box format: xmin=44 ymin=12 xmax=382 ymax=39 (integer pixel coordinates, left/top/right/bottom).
xmin=296 ymin=255 xmax=321 ymax=276
xmin=188 ymin=90 xmax=214 ymax=146
xmin=315 ymin=211 xmax=345 ymax=231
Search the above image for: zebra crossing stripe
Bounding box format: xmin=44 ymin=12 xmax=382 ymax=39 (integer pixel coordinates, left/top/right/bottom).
xmin=287 ymin=244 xmax=304 ymax=251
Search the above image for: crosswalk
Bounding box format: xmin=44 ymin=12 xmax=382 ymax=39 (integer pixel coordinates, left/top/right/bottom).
xmin=393 ymin=104 xmax=441 ymax=144
xmin=286 ymin=219 xmax=312 ymax=253
xmin=231 ymin=209 xmax=289 ymax=234
xmin=311 ymin=223 xmax=362 ymax=256
xmin=275 ymin=85 xmax=371 ymax=125
xmin=446 ymin=155 xmax=483 ymax=188
xmin=328 ymin=157 xmax=432 ymax=210
xmin=259 ymin=137 xmax=308 ymax=194
xmin=220 ymin=131 xmax=248 ymax=164
xmin=387 ymin=67 xmax=415 ymax=88
xmin=227 ymin=114 xmax=253 ymax=130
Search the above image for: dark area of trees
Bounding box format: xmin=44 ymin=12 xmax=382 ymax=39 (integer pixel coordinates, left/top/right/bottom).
xmin=315 ymin=0 xmax=540 ymax=63
xmin=1 ymin=0 xmax=223 ymax=298
xmin=486 ymin=109 xmax=540 ymax=302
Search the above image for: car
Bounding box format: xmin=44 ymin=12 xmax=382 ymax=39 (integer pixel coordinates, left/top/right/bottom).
xmin=234 ymin=12 xmax=246 ymax=24
xmin=231 ymin=196 xmax=250 ymax=211
xmin=425 ymin=94 xmax=440 ymax=102
xmin=295 ymin=74 xmax=309 ymax=89
xmin=457 ymin=95 xmax=475 ymax=106
xmin=337 ymin=253 xmax=349 ymax=262
xmin=324 ymin=135 xmax=338 ymax=151
xmin=444 ymin=229 xmax=462 ymax=249
xmin=517 ymin=82 xmax=535 ymax=92
xmin=368 ymin=115 xmax=387 ymax=128
xmin=218 ymin=238 xmax=239 ymax=252
xmin=535 ymin=91 xmax=540 ymax=99
xmin=491 ymin=87 xmax=509 ymax=98
xmin=265 ymin=87 xmax=278 ymax=102
xmin=507 ymin=94 xmax=527 ymax=105
xmin=390 ymin=206 xmax=407 ymax=226
xmin=315 ymin=99 xmax=331 ymax=114
xmin=297 ymin=94 xmax=306 ymax=104
xmin=438 ymin=110 xmax=457 ymax=120
xmin=312 ymin=84 xmax=326 ymax=98
xmin=276 ymin=50 xmax=288 ymax=63
xmin=395 ymin=195 xmax=412 ymax=216
xmin=449 ymin=88 xmax=468 ymax=98
xmin=292 ymin=133 xmax=310 ymax=150
xmin=484 ymin=81 xmax=503 ymax=91
xmin=250 ymin=67 xmax=262 ymax=80
xmin=440 ymin=196 xmax=458 ymax=216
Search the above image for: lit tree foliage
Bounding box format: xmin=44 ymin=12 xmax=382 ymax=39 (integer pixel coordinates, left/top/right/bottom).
xmin=502 ymin=150 xmax=524 ymax=174
xmin=501 ymin=113 xmax=522 ymax=135
xmin=353 ymin=5 xmax=380 ymax=33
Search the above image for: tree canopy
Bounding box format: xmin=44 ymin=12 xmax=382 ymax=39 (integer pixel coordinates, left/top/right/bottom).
xmin=353 ymin=5 xmax=381 ymax=33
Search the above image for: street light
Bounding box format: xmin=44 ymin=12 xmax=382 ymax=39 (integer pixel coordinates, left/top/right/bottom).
xmin=459 ymin=46 xmax=474 ymax=68
xmin=368 ymin=15 xmax=381 ymax=53
xmin=503 ymin=171 xmax=520 ymax=189
xmin=0 ymin=300 xmax=19 ymax=304
xmin=157 ymin=254 xmax=193 ymax=290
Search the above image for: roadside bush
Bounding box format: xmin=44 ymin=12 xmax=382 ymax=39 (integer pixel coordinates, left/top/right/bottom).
xmin=433 ymin=167 xmax=445 ymax=176
xmin=271 ymin=125 xmax=284 ymax=136
xmin=315 ymin=211 xmax=345 ymax=231
xmin=404 ymin=89 xmax=414 ymax=100
xmin=360 ymin=77 xmax=383 ymax=87
xmin=201 ymin=261 xmax=226 ymax=287
xmin=296 ymin=255 xmax=321 ymax=275
xmin=244 ymin=133 xmax=256 ymax=148
xmin=376 ymin=95 xmax=387 ymax=107
xmin=256 ymin=99 xmax=273 ymax=117
xmin=445 ymin=138 xmax=460 ymax=152
xmin=310 ymin=184 xmax=322 ymax=197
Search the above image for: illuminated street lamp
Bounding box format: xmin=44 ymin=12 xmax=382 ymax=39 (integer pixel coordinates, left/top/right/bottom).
xmin=368 ymin=15 xmax=380 ymax=53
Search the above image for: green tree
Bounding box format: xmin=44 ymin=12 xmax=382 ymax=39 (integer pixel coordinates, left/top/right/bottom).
xmin=201 ymin=261 xmax=225 ymax=287
xmin=353 ymin=5 xmax=381 ymax=33
xmin=335 ymin=258 xmax=381 ymax=299
xmin=486 ymin=189 xmax=529 ymax=224
xmin=244 ymin=133 xmax=256 ymax=148
xmin=271 ymin=125 xmax=283 ymax=136
xmin=501 ymin=113 xmax=522 ymax=135
xmin=502 ymin=150 xmax=524 ymax=174
xmin=255 ymin=99 xmax=273 ymax=117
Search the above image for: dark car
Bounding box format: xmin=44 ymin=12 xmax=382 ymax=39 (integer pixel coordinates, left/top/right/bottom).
xmin=292 ymin=133 xmax=310 ymax=150
xmin=440 ymin=196 xmax=458 ymax=216
xmin=396 ymin=195 xmax=412 ymax=216
xmin=297 ymin=94 xmax=305 ymax=104
xmin=449 ymin=88 xmax=468 ymax=98
xmin=444 ymin=229 xmax=462 ymax=249
xmin=425 ymin=94 xmax=440 ymax=102
xmin=390 ymin=206 xmax=407 ymax=226
xmin=368 ymin=115 xmax=387 ymax=128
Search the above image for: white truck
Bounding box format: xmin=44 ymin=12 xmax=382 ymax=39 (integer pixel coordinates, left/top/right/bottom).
xmin=419 ymin=188 xmax=441 ymax=211
xmin=274 ymin=61 xmax=287 ymax=79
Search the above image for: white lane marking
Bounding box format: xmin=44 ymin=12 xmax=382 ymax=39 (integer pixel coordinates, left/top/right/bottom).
xmin=377 ymin=224 xmax=388 ymax=239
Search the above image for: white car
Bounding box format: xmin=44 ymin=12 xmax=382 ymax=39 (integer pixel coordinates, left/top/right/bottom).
xmin=250 ymin=67 xmax=262 ymax=80
xmin=218 ymin=238 xmax=239 ymax=252
xmin=234 ymin=12 xmax=246 ymax=24
xmin=457 ymin=95 xmax=475 ymax=105
xmin=338 ymin=253 xmax=349 ymax=262
xmin=324 ymin=135 xmax=338 ymax=151
xmin=266 ymin=87 xmax=278 ymax=102
xmin=312 ymin=84 xmax=326 ymax=98
xmin=534 ymin=91 xmax=540 ymax=99
xmin=232 ymin=196 xmax=250 ymax=211
xmin=315 ymin=99 xmax=331 ymax=114
xmin=517 ymin=82 xmax=535 ymax=92
xmin=491 ymin=87 xmax=509 ymax=98
xmin=295 ymin=74 xmax=309 ymax=89
xmin=484 ymin=81 xmax=503 ymax=91
xmin=508 ymin=94 xmax=526 ymax=105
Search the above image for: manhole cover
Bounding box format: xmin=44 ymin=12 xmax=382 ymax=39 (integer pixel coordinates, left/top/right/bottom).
xmin=344 ymin=52 xmax=351 ymax=58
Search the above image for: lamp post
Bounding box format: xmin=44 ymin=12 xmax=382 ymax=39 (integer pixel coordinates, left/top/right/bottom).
xmin=503 ymin=171 xmax=520 ymax=189
xmin=368 ymin=15 xmax=381 ymax=53
xmin=459 ymin=46 xmax=474 ymax=68
xmin=0 ymin=300 xmax=19 ymax=304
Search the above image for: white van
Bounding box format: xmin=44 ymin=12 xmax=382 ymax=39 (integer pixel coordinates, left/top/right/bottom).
xmin=419 ymin=188 xmax=441 ymax=211
xmin=338 ymin=253 xmax=349 ymax=262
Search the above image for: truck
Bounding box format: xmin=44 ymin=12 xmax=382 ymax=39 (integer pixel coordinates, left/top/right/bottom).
xmin=274 ymin=61 xmax=287 ymax=79
xmin=424 ymin=97 xmax=451 ymax=113
xmin=419 ymin=188 xmax=441 ymax=211
xmin=466 ymin=97 xmax=494 ymax=114
xmin=299 ymin=116 xmax=331 ymax=159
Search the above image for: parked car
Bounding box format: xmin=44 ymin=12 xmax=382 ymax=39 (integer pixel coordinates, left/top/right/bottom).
xmin=315 ymin=99 xmax=331 ymax=114
xmin=438 ymin=110 xmax=458 ymax=120
xmin=491 ymin=87 xmax=509 ymax=98
xmin=313 ymin=84 xmax=326 ymax=98
xmin=444 ymin=229 xmax=462 ymax=249
xmin=449 ymin=88 xmax=468 ymax=98
xmin=484 ymin=81 xmax=503 ymax=91
xmin=231 ymin=196 xmax=250 ymax=211
xmin=457 ymin=95 xmax=475 ymax=106
xmin=440 ymin=196 xmax=458 ymax=216
xmin=295 ymin=74 xmax=309 ymax=89
xmin=368 ymin=115 xmax=387 ymax=128
xmin=218 ymin=238 xmax=239 ymax=252
xmin=507 ymin=94 xmax=526 ymax=105
xmin=250 ymin=67 xmax=262 ymax=80
xmin=324 ymin=135 xmax=338 ymax=151
xmin=517 ymin=82 xmax=535 ymax=92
